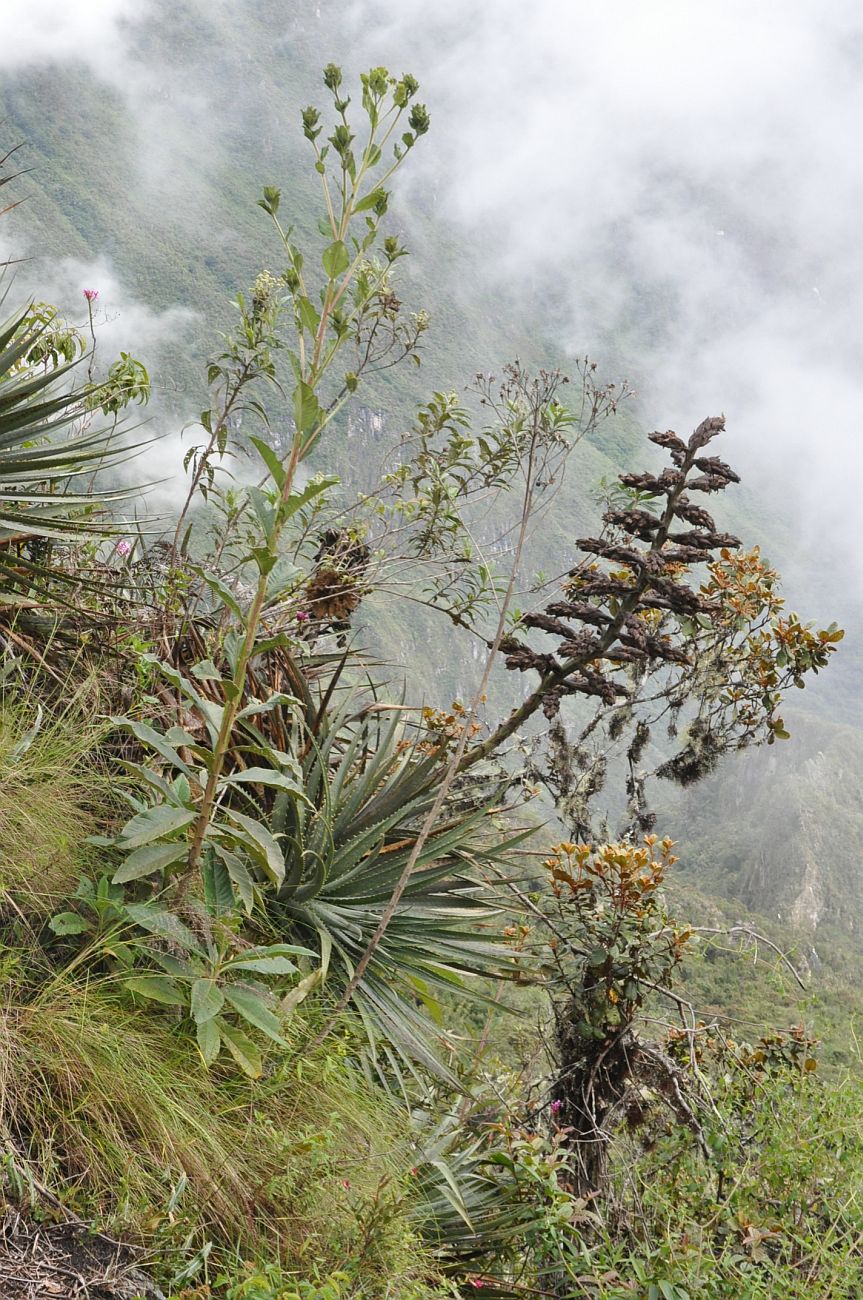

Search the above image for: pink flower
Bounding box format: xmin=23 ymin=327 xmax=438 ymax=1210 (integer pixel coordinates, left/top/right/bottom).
xmin=115 ymin=539 xmax=132 ymax=557
xmin=83 ymin=288 xmax=99 ymax=302
xmin=551 ymin=1100 xmax=562 ymax=1115
xmin=342 ymin=1179 xmax=351 ymax=1189
xmin=470 ymin=1282 xmax=484 ymax=1290
xmin=296 ymin=610 xmax=310 ymax=623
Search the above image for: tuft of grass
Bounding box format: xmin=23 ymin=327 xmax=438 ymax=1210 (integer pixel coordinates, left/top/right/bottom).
xmin=0 ymin=691 xmax=444 ymax=1295
xmin=0 ymin=970 xmax=443 ymax=1291
xmin=0 ymin=692 xmax=108 ymax=914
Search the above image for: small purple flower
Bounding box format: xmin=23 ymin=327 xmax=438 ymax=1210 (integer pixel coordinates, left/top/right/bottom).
xmin=83 ymin=288 xmax=99 ymax=302
xmin=551 ymin=1099 xmax=562 ymax=1115
xmin=296 ymin=610 xmax=310 ymax=623
xmin=115 ymin=539 xmax=132 ymax=557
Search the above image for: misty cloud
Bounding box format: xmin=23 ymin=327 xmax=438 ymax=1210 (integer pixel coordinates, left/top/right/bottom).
xmin=5 ymin=0 xmax=863 ymax=591
xmin=3 ymin=0 xmax=216 ymax=206
xmin=350 ymin=0 xmax=863 ymax=590
xmin=3 ymin=0 xmax=146 ymax=82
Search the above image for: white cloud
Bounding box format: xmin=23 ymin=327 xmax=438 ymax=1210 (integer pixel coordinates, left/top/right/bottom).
xmin=0 ymin=236 xmax=198 ymax=505
xmin=349 ymin=0 xmax=863 ymax=588
xmin=1 ymin=0 xmax=146 ymax=81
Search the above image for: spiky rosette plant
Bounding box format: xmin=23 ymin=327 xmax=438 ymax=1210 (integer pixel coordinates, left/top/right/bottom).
xmin=0 ymin=302 xmax=145 ymax=600
xmin=264 ymin=691 xmax=529 ymax=1083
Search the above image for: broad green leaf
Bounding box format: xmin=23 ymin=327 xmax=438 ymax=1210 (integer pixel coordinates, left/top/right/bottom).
xmin=125 ymin=902 xmax=204 ymax=955
xmin=118 ymin=804 xmax=196 ymax=850
xmin=296 ymin=295 xmax=321 ymax=337
xmin=121 ymin=764 xmax=175 ymax=805
xmin=280 ymin=474 xmax=338 ymax=522
xmin=171 ymin=774 xmax=192 ymax=805
xmin=220 ymin=766 xmax=305 ymax=797
xmin=224 ymin=985 xmax=287 ymax=1043
xmin=321 ymin=239 xmax=350 ymax=278
xmin=150 ymin=950 xmax=194 ymax=978
xmin=48 ymin=911 xmax=92 ymax=936
xmin=251 ymin=546 xmax=277 ymax=576
xmin=265 ymin=555 xmax=302 ymax=600
xmin=354 ymin=187 xmax=385 ymax=214
xmin=220 ymin=809 xmax=285 ymax=885
xmin=220 ymin=1020 xmax=263 ymax=1077
xmin=247 ymin=485 xmax=276 ymax=538
xmin=214 ymin=847 xmax=256 ymax=914
xmin=236 ymin=692 xmax=300 ymax=721
xmin=125 ymin=975 xmax=187 ymax=1007
xmin=196 ymin=1016 xmax=221 ymax=1066
xmin=142 ymin=657 xmax=207 ymax=710
xmin=292 ymin=381 xmax=323 ymax=437
xmin=190 ymin=979 xmax=225 ymax=1025
xmin=248 ymin=435 xmax=286 ymax=490
xmin=197 ymin=705 xmax=225 ymax=749
xmin=191 ymin=568 xmax=245 ymax=618
xmin=189 ymin=659 xmax=223 ymax=682
xmin=113 ymin=843 xmax=187 ymax=884
xmin=202 ymin=855 xmax=235 ymax=916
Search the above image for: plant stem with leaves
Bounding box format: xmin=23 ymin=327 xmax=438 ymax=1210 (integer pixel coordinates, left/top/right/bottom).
xmin=176 ymin=66 xmax=429 ymax=894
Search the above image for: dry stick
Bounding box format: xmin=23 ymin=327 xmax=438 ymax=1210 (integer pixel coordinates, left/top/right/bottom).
xmin=308 ymin=424 xmax=546 ymax=1049
xmin=170 ymin=358 xmax=257 ymax=565
xmin=696 ymin=924 xmax=807 ymax=990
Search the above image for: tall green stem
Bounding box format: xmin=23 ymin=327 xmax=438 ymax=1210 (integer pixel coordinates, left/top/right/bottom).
xmin=181 ymin=438 xmax=303 ymax=888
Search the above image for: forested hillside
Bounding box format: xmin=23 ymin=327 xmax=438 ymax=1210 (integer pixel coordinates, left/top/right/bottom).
xmin=2 ymin=5 xmax=863 ymax=1297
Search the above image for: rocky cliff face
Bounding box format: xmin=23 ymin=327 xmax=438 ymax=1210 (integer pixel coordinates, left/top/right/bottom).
xmin=669 ymin=709 xmax=863 ymax=936
xmin=345 ymin=405 xmax=397 ymax=496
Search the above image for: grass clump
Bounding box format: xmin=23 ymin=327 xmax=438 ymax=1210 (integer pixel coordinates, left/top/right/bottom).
xmin=2 ymin=970 xmax=446 ymax=1294
xmin=0 ymin=699 xmax=447 ymax=1297
xmin=0 ymin=694 xmax=107 ymax=915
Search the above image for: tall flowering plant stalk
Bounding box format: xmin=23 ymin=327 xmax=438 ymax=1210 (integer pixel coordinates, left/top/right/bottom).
xmin=96 ymin=69 xmax=434 ymax=1072
xmin=178 ymin=65 xmax=429 ymax=886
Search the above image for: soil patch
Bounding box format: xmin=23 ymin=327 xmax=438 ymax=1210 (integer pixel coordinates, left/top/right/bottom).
xmin=0 ymin=1208 xmax=163 ymax=1300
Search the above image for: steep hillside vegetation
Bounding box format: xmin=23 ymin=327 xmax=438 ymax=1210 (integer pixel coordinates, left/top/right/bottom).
xmin=3 ymin=38 xmax=863 ymax=1295
xmin=2 ymin=0 xmax=860 ymax=1044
